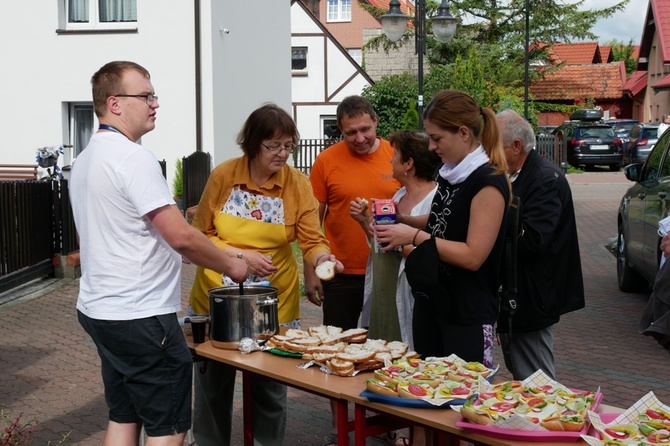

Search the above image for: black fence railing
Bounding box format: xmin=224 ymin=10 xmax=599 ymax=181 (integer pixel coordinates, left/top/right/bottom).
xmin=0 ymin=180 xmax=58 ymax=292
xmin=293 ymin=138 xmax=340 ymax=175
xmin=294 ymin=136 xmax=565 ymax=175
xmin=59 ymin=179 xmax=79 ymax=256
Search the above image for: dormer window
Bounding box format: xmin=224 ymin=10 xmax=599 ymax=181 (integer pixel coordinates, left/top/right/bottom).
xmin=327 ymin=0 xmax=351 ymax=22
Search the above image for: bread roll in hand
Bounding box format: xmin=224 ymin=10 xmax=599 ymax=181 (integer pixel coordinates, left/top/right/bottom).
xmin=315 ymin=260 xmax=336 ymax=281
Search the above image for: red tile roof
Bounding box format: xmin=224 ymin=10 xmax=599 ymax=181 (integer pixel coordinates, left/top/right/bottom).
xmin=623 ymin=70 xmax=648 ymax=97
xmin=652 ymin=0 xmax=670 ymax=62
xmin=599 ymin=45 xmax=612 ymax=63
xmin=530 ymin=62 xmax=627 ymax=101
xmin=551 ymin=42 xmax=601 ymax=65
xmin=654 ymin=73 xmax=670 ymax=91
xmin=367 ymin=0 xmax=414 ymax=15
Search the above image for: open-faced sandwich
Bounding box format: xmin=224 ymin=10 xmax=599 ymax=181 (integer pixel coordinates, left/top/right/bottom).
xmin=460 ymin=378 xmax=597 ymax=432
xmin=364 ymin=354 xmax=496 ymax=402
xmin=588 ymin=405 xmax=670 ymax=445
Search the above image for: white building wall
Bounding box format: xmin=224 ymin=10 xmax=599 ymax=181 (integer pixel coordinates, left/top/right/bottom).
xmin=291 ymin=35 xmax=327 ymax=104
xmin=1 ymin=1 xmax=196 ymax=185
xmin=1 ymin=1 xmax=290 ymax=185
xmin=290 ymin=0 xmax=372 ymax=140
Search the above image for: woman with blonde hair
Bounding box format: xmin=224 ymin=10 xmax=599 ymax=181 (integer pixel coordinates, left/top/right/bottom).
xmin=375 ymin=89 xmax=511 ymax=367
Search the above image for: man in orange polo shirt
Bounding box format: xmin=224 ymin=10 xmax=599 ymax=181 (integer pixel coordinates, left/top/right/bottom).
xmin=305 ymin=95 xmax=400 ymax=330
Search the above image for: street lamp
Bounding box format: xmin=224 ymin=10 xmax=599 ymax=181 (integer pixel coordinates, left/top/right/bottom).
xmin=524 ymin=0 xmax=530 ymax=119
xmin=381 ymin=0 xmax=458 ymax=130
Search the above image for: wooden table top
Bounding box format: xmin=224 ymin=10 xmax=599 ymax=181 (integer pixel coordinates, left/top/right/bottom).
xmin=195 ymin=341 xmax=363 ymax=400
xmin=193 ymin=340 xmax=623 ymax=446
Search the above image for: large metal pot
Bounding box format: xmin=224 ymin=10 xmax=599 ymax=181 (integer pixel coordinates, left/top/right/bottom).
xmin=208 ymin=285 xmax=279 ymax=349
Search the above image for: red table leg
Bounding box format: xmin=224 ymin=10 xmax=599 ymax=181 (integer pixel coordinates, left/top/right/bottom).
xmin=336 ymin=399 xmax=349 ymax=445
xmin=354 ymin=404 xmax=368 ymax=446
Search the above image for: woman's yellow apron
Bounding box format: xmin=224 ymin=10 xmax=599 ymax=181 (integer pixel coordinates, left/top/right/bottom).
xmin=190 ymin=213 xmax=299 ymax=324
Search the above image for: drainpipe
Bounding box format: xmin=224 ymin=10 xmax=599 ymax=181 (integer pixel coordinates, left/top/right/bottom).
xmin=195 ymin=0 xmax=202 ymax=151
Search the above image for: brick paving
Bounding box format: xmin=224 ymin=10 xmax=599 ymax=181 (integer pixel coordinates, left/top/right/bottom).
xmin=1 ymin=170 xmax=669 ymax=445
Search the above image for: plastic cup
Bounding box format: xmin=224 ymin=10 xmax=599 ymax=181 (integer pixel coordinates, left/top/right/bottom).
xmin=190 ymin=316 xmax=208 ymax=343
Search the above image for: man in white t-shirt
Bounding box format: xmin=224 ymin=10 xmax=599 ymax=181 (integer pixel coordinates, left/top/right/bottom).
xmin=69 ymin=61 xmax=247 ymax=446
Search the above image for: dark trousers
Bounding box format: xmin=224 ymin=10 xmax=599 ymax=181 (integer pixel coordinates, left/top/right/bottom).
xmin=322 ymin=273 xmax=365 ymax=330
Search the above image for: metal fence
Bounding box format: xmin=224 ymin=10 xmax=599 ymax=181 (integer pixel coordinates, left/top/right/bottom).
xmin=293 ymin=139 xmax=340 ymax=175
xmin=1 ymin=181 xmax=53 ymax=292
xmin=294 ymin=136 xmax=566 ymax=175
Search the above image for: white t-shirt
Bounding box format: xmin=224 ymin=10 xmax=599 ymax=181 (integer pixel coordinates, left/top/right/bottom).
xmin=70 ymin=132 xmax=180 ymax=320
xmin=659 ymin=122 xmax=669 ymax=137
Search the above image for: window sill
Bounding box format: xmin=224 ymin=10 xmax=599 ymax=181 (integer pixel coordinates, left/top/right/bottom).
xmin=56 ymin=27 xmax=138 ymax=35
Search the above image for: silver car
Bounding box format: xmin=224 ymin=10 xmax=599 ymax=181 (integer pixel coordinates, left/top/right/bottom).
xmin=625 ymin=123 xmax=660 ymax=165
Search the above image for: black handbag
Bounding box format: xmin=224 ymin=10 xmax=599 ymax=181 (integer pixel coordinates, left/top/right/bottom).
xmin=404 ymin=235 xmax=451 ymax=306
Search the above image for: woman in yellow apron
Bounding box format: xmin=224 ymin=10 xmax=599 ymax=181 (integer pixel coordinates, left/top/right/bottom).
xmin=188 ymin=104 xmax=340 ymax=446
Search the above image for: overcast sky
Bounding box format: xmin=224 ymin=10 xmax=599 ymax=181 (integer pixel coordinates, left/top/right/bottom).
xmin=580 ymin=0 xmax=648 ymax=44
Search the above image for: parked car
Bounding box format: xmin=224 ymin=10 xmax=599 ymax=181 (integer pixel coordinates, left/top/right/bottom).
xmin=624 ymin=123 xmax=660 ymax=165
xmin=617 ymin=129 xmax=670 ymax=291
xmin=605 ymin=119 xmax=640 ymax=143
xmin=553 ymin=121 xmax=624 ymax=171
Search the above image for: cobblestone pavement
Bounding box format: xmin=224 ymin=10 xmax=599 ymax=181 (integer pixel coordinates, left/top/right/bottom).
xmin=1 ymin=171 xmax=669 ymax=445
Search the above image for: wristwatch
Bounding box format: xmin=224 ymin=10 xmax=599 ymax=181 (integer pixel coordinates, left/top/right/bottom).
xmin=237 ymin=252 xmax=244 ymax=259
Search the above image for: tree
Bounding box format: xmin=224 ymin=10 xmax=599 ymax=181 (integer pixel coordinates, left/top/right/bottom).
xmin=447 ymin=0 xmax=630 ymax=50
xmin=363 ymin=0 xmax=630 ymax=130
xmin=362 ymin=73 xmax=418 ymax=137
xmin=431 ymin=0 xmax=631 ymax=83
xmin=607 ymin=38 xmax=638 ymax=76
xmin=367 ymin=0 xmax=631 ymax=66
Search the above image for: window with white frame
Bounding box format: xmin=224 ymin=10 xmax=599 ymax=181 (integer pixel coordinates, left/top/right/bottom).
xmin=69 ymin=104 xmax=95 ymax=158
xmin=67 ymin=103 xmax=144 ymax=161
xmin=62 ymin=0 xmax=137 ymax=31
xmin=327 ymin=0 xmax=351 ymax=22
xmin=292 ymin=47 xmax=308 ymax=76
xmin=348 ymin=49 xmax=362 ymax=66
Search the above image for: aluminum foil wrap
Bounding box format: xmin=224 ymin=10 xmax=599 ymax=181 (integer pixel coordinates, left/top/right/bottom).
xmin=238 ymin=337 xmax=260 ymax=354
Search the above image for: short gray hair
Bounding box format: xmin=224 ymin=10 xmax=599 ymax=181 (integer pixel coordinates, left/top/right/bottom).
xmin=496 ymin=109 xmax=535 ymax=153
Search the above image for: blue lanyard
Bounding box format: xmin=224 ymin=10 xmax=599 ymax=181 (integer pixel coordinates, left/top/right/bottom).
xmin=99 ymin=124 xmax=129 ymax=140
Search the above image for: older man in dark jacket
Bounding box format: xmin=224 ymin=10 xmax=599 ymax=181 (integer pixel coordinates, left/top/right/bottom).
xmin=496 ymin=109 xmax=585 ymax=380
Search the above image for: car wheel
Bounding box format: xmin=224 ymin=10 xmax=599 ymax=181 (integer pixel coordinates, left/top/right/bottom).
xmin=617 ymin=222 xmax=648 ymax=292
